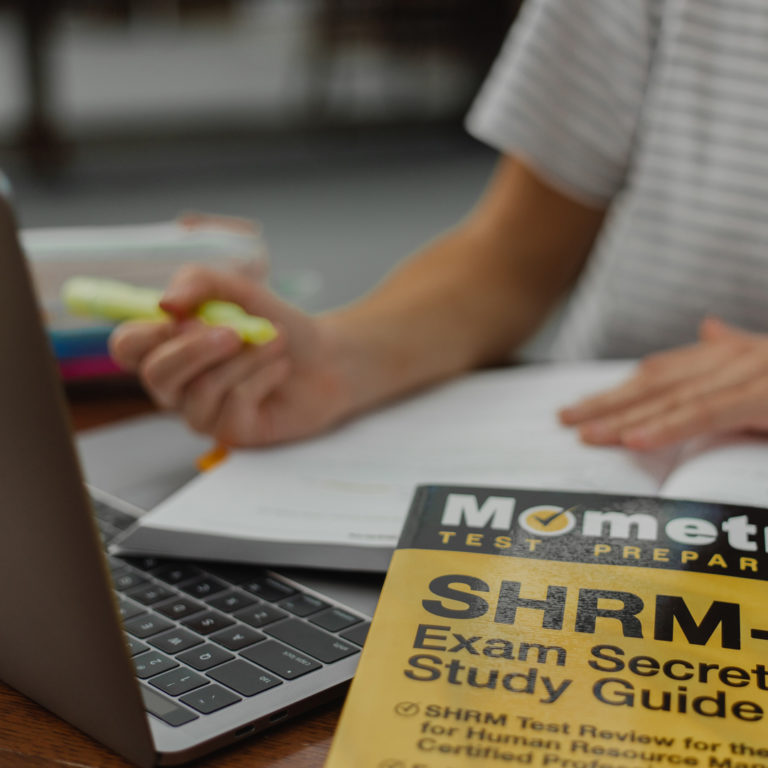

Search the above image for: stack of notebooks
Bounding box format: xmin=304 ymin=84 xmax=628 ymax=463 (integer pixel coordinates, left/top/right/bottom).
xmin=23 ymin=219 xmax=267 ymax=381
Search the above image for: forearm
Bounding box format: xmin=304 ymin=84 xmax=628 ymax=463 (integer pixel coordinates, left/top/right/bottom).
xmin=319 ymin=228 xmax=535 ymax=413
xmin=318 ymin=157 xmax=605 ymax=419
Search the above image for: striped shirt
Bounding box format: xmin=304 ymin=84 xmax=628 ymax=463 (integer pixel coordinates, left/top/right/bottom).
xmin=466 ymin=0 xmax=768 ymax=360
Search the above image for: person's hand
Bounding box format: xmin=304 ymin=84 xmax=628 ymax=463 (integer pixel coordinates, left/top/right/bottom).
xmin=558 ymin=317 xmax=768 ymax=450
xmin=109 ymin=265 xmax=352 ymax=447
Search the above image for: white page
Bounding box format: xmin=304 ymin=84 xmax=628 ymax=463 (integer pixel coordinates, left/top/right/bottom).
xmin=131 ymin=361 xmax=679 ymax=554
xmin=21 ymin=221 xmax=261 ymax=259
xmin=659 ymin=435 xmax=768 ymax=508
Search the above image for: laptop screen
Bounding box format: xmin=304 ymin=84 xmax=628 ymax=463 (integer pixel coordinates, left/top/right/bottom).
xmin=0 ymin=198 xmax=156 ymax=767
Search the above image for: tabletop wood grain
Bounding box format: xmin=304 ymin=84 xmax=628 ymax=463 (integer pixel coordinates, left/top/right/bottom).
xmin=0 ymin=379 xmax=343 ymax=768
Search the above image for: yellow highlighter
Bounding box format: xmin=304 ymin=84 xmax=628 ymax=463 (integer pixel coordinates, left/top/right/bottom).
xmin=61 ymin=276 xmax=278 ymax=345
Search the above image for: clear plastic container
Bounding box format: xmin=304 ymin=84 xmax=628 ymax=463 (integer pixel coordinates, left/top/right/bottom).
xmin=23 ymin=215 xmax=269 ymax=331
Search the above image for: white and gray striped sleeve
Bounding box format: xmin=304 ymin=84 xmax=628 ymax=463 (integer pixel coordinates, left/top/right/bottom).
xmin=466 ymin=0 xmax=658 ymax=206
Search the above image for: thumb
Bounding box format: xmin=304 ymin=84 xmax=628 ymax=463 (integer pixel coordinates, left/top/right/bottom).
xmin=160 ymin=265 xmax=282 ymax=320
xmin=698 ymin=316 xmax=749 ymax=342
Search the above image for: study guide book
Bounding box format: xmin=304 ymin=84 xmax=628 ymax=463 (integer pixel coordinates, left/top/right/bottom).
xmin=325 ymin=484 xmax=768 ymax=767
xmin=112 ymin=361 xmax=768 ymax=572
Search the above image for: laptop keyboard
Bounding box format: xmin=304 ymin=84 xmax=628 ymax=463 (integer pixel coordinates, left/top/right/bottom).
xmin=90 ymin=495 xmax=371 ymax=728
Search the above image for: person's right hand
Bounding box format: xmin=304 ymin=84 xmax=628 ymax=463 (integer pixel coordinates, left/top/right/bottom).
xmin=108 ymin=265 xmax=352 ymax=447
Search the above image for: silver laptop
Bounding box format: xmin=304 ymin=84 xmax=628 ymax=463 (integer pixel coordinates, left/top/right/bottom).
xmin=0 ymin=197 xmax=381 ymax=767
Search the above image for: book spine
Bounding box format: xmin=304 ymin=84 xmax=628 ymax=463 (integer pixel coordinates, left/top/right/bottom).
xmin=396 ymin=484 xmax=432 ymax=549
xmin=58 ymin=356 xmax=122 ymax=380
xmin=48 ymin=327 xmax=112 ymax=360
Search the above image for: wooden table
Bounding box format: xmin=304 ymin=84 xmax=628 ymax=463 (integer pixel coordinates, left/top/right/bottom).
xmin=0 ymin=382 xmax=342 ymax=768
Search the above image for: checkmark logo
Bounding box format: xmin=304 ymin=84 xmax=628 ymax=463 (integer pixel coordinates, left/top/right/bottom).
xmin=394 ymin=701 xmax=420 ymax=717
xmin=535 ymin=508 xmax=570 ymax=526
xmin=519 ymin=505 xmax=578 ymax=536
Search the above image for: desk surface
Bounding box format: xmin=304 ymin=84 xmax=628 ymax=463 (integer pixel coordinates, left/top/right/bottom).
xmin=0 ymin=384 xmax=341 ymax=768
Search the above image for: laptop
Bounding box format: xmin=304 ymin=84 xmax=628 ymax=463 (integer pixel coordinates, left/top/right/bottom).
xmin=0 ymin=196 xmax=382 ymax=767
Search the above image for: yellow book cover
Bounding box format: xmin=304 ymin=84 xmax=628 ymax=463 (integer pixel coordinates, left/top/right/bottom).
xmin=325 ymin=485 xmax=768 ymax=768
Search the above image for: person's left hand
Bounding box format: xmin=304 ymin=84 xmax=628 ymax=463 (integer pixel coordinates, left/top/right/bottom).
xmin=558 ymin=317 xmax=768 ymax=450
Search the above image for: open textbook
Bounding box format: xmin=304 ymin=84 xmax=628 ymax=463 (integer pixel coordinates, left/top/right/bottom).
xmin=113 ymin=361 xmax=768 ymax=571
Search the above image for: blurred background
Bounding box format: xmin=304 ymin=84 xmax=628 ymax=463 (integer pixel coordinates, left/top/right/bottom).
xmin=0 ymin=0 xmax=520 ymax=311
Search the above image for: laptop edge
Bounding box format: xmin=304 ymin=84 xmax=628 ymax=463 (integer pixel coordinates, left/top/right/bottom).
xmin=0 ymin=198 xmax=367 ymax=766
xmin=0 ymin=199 xmax=159 ymax=766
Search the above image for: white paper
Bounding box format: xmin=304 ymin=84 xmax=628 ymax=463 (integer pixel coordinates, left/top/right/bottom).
xmin=125 ymin=361 xmax=685 ymax=561
xmin=659 ymin=435 xmax=768 ymax=509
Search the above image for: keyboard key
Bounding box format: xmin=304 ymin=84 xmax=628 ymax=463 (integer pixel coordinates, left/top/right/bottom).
xmin=117 ymin=595 xmax=145 ymax=621
xmin=150 ymin=667 xmax=208 ymax=697
xmin=180 ymin=684 xmax=241 ymax=714
xmin=310 ymin=608 xmax=362 ymax=633
xmin=152 ymin=563 xmax=202 ymax=585
xmin=124 ymin=614 xmax=174 ymax=639
xmin=128 ymin=556 xmax=166 ymax=571
xmin=278 ymin=593 xmax=328 ymax=617
xmin=204 ymin=563 xmax=264 ymax=583
xmin=97 ymin=521 xmax=121 ymax=545
xmin=111 ymin=568 xmax=149 ymax=592
xmin=107 ymin=556 xmax=127 ymax=573
xmin=182 ymin=611 xmax=235 ymax=636
xmin=180 ymin=576 xmax=228 ymax=600
xmin=150 ymin=628 xmax=203 ymax=654
xmin=155 ymin=596 xmax=206 ymax=620
xmin=126 ymin=636 xmax=149 ymax=656
xmin=241 ymin=640 xmax=321 ymax=680
xmin=207 ymin=660 xmax=282 ymax=697
xmin=241 ymin=576 xmax=296 ymax=602
xmin=140 ymin=684 xmax=198 ymax=727
xmin=207 ymin=591 xmax=257 ymax=613
xmin=133 ymin=650 xmax=178 ymax=679
xmin=126 ymin=583 xmax=177 ymax=606
xmin=177 ymin=644 xmax=233 ymax=671
xmin=341 ymin=622 xmax=371 ymax=647
xmin=91 ymin=499 xmax=137 ymax=531
xmin=266 ymin=619 xmax=359 ymax=663
xmin=209 ymin=625 xmax=265 ymax=651
xmin=233 ymin=604 xmax=287 ymax=629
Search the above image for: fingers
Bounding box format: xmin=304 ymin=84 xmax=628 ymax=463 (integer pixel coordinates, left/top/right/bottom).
xmin=139 ymin=325 xmax=242 ymax=409
xmin=212 ymin=357 xmax=293 ymax=447
xmin=110 ymin=309 xmax=292 ymax=443
xmin=698 ymin=315 xmax=755 ymax=343
xmin=559 ymin=319 xmax=768 ymax=449
xmin=559 ymin=341 xmax=737 ymax=427
xmin=109 ymin=320 xmax=176 ymax=372
xmin=620 ymin=378 xmax=766 ymax=450
xmin=108 ymin=264 xmax=310 ymax=445
xmin=160 ymin=264 xmax=285 ymax=320
xmin=179 ymin=333 xmax=288 ymax=434
xmin=160 ymin=265 xmax=250 ymax=317
xmin=575 ymin=350 xmax=766 ymax=447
